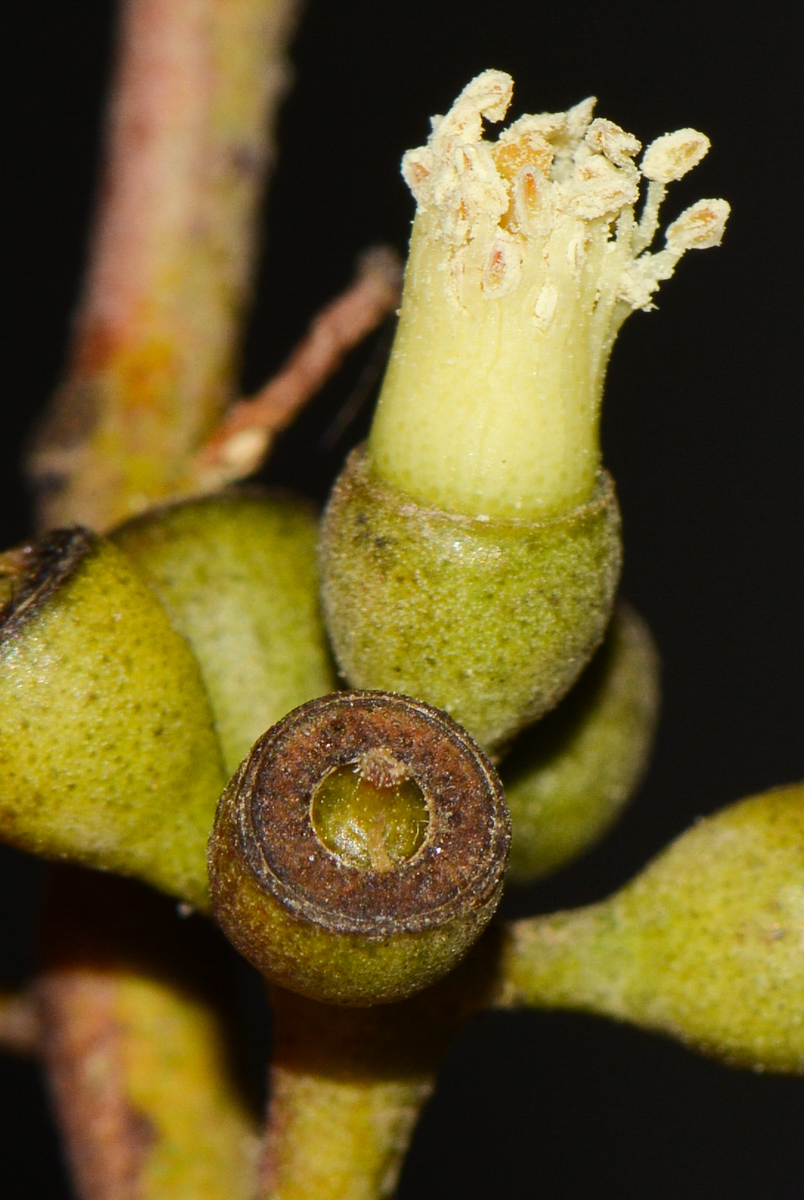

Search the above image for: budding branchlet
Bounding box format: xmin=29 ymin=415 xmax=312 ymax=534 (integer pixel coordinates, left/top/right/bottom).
xmin=370 ymin=70 xmax=730 ymax=518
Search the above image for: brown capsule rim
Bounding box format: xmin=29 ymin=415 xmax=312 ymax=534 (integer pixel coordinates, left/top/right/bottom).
xmin=233 ymin=690 xmax=510 ymax=937
xmin=0 ymin=528 xmax=96 ymax=644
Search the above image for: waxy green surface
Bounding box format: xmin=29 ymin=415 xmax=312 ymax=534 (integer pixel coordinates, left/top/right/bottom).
xmin=113 ymin=490 xmax=336 ymax=774
xmin=320 ymin=447 xmax=622 ymax=753
xmin=0 ymin=534 xmax=225 ymax=908
xmin=502 ymin=784 xmax=804 ymax=1072
xmin=504 ymin=602 xmax=660 ymax=882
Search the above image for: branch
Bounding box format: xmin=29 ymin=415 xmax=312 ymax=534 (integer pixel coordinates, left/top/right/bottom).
xmin=37 ymin=870 xmax=260 ymax=1200
xmin=29 ymin=0 xmax=302 ymax=532
xmin=261 ymin=990 xmax=433 ymax=1200
xmin=21 ymin=1 xmax=303 ymax=1195
xmin=260 ymin=936 xmax=501 ymax=1200
xmin=190 ymin=246 xmax=402 ymax=493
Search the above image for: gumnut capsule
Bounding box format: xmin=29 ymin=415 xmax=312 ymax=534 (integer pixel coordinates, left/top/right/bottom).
xmin=503 ymin=602 xmax=659 ymax=882
xmin=320 ymin=71 xmax=727 ymax=753
xmin=112 ymin=490 xmax=336 ymax=773
xmin=0 ymin=529 xmax=226 ymax=908
xmin=208 ymin=690 xmax=510 ymax=1005
xmin=321 ymin=449 xmax=620 ymax=754
xmin=500 ymin=783 xmax=804 ymax=1073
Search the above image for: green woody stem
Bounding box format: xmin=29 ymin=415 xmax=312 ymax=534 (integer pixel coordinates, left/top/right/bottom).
xmin=261 ymin=939 xmax=500 ymax=1200
xmin=261 ymin=991 xmax=433 ymax=1200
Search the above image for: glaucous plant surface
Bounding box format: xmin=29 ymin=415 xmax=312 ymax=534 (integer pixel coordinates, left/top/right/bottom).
xmin=1 ymin=3 xmax=802 ymax=1197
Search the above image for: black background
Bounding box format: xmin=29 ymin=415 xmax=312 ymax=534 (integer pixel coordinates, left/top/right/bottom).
xmin=3 ymin=1 xmax=802 ymax=1196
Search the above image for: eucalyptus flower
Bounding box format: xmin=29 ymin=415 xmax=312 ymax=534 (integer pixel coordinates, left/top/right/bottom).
xmin=370 ymin=70 xmax=729 ymax=519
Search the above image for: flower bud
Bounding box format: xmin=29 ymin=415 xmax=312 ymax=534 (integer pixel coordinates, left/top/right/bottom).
xmin=0 ymin=529 xmax=225 ymax=907
xmin=112 ymin=490 xmax=336 ymax=773
xmin=370 ymin=71 xmax=728 ymax=521
xmin=321 ymin=72 xmax=726 ymax=752
xmin=504 ymin=603 xmax=659 ymax=882
xmin=501 ymin=783 xmax=804 ymax=1073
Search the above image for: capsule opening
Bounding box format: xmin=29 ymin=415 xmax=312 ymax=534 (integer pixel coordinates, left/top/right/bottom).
xmin=311 ymin=751 xmax=430 ymax=872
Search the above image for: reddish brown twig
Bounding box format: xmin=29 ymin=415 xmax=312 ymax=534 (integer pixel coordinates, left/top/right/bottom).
xmin=37 ymin=871 xmax=260 ymax=1200
xmin=191 ymin=246 xmax=402 ymax=493
xmin=29 ymin=0 xmax=301 ymax=532
xmin=38 ymin=964 xmax=147 ymax=1198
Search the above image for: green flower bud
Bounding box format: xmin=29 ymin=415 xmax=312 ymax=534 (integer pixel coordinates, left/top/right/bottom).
xmin=320 ymin=447 xmax=620 ymax=753
xmin=208 ymin=691 xmax=510 ymax=1006
xmin=112 ymin=490 xmax=336 ymax=773
xmin=0 ymin=529 xmax=225 ymax=908
xmin=501 ymin=784 xmax=804 ymax=1073
xmin=504 ymin=602 xmax=659 ymax=883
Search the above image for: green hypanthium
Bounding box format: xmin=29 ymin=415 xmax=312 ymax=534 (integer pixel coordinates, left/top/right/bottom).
xmin=0 ymin=529 xmax=225 ymax=910
xmin=0 ymin=29 xmax=800 ymax=1200
xmin=503 ymin=601 xmax=660 ymax=882
xmin=499 ymin=783 xmax=804 ymax=1073
xmin=320 ymin=447 xmax=621 ymax=753
xmin=113 ymin=491 xmax=337 ymax=774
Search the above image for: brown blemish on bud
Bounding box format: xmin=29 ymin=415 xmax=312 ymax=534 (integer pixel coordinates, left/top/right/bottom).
xmin=0 ymin=528 xmax=95 ymax=641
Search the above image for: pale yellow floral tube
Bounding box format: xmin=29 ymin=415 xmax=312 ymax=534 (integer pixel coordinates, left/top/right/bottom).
xmin=369 ymin=71 xmax=729 ymax=519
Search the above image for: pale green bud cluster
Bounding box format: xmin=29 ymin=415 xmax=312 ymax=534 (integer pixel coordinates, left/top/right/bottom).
xmin=0 ymin=491 xmax=333 ymax=910
xmin=4 ymin=71 xmax=796 ymax=1088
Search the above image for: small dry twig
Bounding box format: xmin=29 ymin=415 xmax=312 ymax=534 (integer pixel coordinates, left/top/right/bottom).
xmin=37 ymin=871 xmax=260 ymax=1200
xmin=191 ymin=246 xmax=402 ymax=492
xmin=24 ymin=0 xmax=302 ymax=1195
